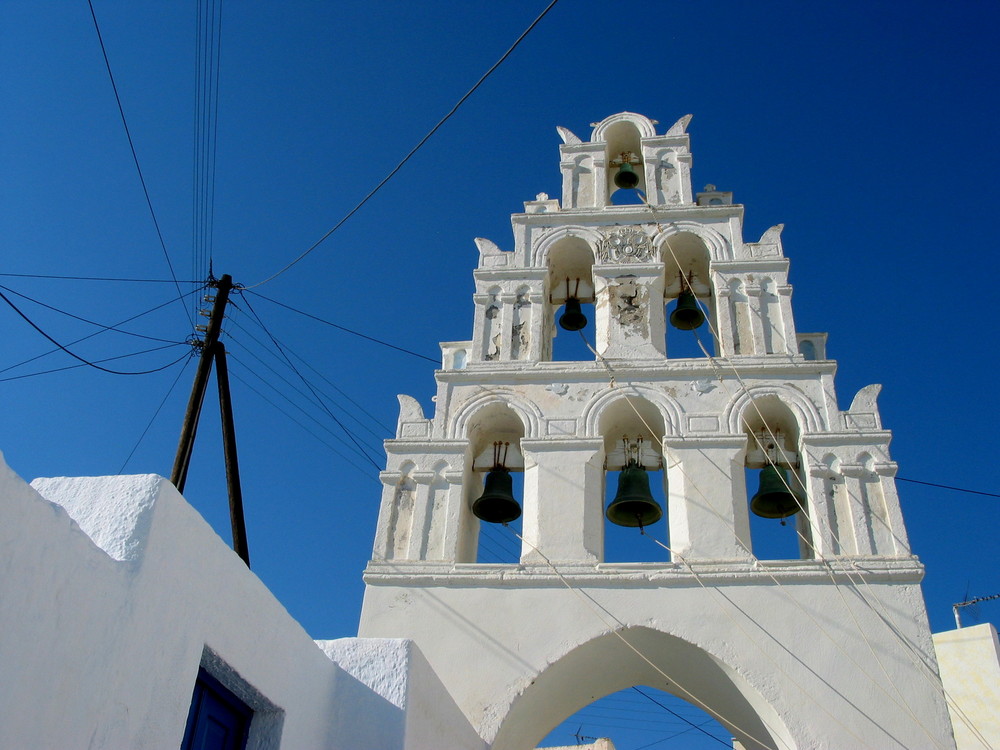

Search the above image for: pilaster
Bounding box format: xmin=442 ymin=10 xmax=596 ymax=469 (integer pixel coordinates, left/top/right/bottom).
xmin=664 ymin=436 xmax=752 ymax=560
xmin=520 ymin=438 xmax=604 ymax=563
xmin=593 ymin=263 xmax=665 ymax=359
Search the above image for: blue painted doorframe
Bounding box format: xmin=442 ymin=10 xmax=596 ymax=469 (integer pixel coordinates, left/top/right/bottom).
xmin=181 ymin=668 xmax=253 ymax=750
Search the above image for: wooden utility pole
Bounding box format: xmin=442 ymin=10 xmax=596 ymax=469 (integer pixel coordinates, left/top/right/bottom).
xmin=214 ymin=343 xmax=249 ymax=566
xmin=169 ymin=273 xmax=250 ymax=566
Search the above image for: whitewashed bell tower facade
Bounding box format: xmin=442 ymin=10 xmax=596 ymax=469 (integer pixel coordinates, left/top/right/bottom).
xmin=359 ymin=113 xmax=956 ymax=750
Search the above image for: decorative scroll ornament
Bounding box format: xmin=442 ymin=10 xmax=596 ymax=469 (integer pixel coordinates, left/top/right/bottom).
xmin=597 ymin=227 xmax=654 ymax=263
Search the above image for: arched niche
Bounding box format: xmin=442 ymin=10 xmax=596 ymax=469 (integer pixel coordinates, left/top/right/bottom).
xmin=601 ymin=120 xmax=645 ymax=203
xmin=590 ymin=111 xmax=658 ymax=142
xmin=739 ymin=395 xmax=812 ymax=560
xmin=596 ymin=395 xmax=669 ymax=561
xmin=655 ymin=221 xmax=731 ymax=263
xmin=659 ymin=231 xmax=714 ymax=357
xmin=460 ymin=400 xmax=528 ymax=564
xmin=490 ymin=626 xmax=791 ymax=750
xmin=546 ymin=236 xmax=596 ymax=362
xmin=581 ymin=385 xmax=682 ymax=439
xmin=724 ymin=385 xmax=824 ymax=436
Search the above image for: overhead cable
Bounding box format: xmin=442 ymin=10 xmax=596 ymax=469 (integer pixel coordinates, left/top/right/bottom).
xmin=238 ymin=294 xmax=382 ymax=470
xmin=243 ymin=290 xmax=439 ymax=363
xmin=225 ymin=328 xmax=385 ymax=452
xmin=630 ymin=687 xmax=731 ymax=747
xmin=0 ymin=287 xmax=202 ymax=376
xmin=228 ymin=365 xmax=378 ymax=480
xmin=118 ymin=356 xmax=193 ymax=473
xmin=0 ymin=288 xmax=192 ymax=376
xmin=85 ymin=0 xmax=193 ymax=329
xmin=0 ymin=273 xmax=202 ymax=283
xmin=227 ymin=306 xmax=391 ymax=433
xmin=0 ymin=343 xmax=191 ymax=383
xmin=192 ymin=0 xmax=224 ymax=312
xmin=246 ymin=0 xmax=562 ymax=288
xmin=896 ymin=476 xmax=999 ymax=498
xmin=0 ymin=283 xmax=181 ymax=344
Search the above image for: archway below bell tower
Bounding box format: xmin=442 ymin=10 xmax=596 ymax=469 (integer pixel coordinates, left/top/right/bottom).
xmin=491 ymin=626 xmax=789 ymax=750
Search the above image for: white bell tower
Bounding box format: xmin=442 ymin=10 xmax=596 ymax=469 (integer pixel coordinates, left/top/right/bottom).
xmin=359 ymin=112 xmax=957 ymax=750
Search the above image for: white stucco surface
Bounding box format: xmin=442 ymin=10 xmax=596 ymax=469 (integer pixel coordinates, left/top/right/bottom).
xmin=0 ymin=450 xmax=469 ymax=749
xmin=933 ymin=623 xmax=1000 ymax=749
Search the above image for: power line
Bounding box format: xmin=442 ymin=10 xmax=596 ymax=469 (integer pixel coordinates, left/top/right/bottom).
xmin=0 ymin=283 xmax=181 ymax=344
xmin=238 ymin=294 xmax=382 ymax=470
xmin=227 ymin=309 xmax=391 ymax=434
xmin=228 ymin=364 xmax=378 ymax=480
xmin=0 ymin=343 xmax=191 ymax=383
xmin=630 ymin=687 xmax=731 ymax=747
xmin=192 ymin=0 xmax=224 ymax=312
xmin=0 ymin=273 xmax=201 ymax=283
xmin=224 ymin=328 xmax=385 ymax=453
xmin=85 ymin=0 xmax=193 ymax=330
xmin=118 ymin=355 xmax=193 ymax=473
xmin=0 ymin=287 xmax=202 ymax=376
xmin=242 ymin=290 xmax=439 ymax=363
xmin=0 ymin=288 xmax=192 ymax=376
xmin=896 ymin=476 xmax=1000 ymax=499
xmin=247 ymin=0 xmax=562 ymax=288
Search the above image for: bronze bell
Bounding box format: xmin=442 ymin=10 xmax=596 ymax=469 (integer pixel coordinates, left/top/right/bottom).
xmin=669 ymin=289 xmax=705 ymax=330
xmin=473 ymin=467 xmax=521 ymax=524
xmin=559 ymin=297 xmax=587 ymax=331
xmin=750 ymin=465 xmax=803 ymax=519
xmin=614 ymin=162 xmax=639 ymax=190
xmin=606 ymin=461 xmax=663 ymax=528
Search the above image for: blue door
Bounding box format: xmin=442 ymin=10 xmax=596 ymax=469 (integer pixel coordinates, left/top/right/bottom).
xmin=181 ymin=668 xmax=253 ymax=750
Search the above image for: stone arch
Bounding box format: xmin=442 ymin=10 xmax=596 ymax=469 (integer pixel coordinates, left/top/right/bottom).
xmin=724 ymin=385 xmax=823 ymax=436
xmin=532 ymin=225 xmax=604 ymax=268
xmin=450 ymin=390 xmax=542 ymax=442
xmin=581 ymin=386 xmax=683 ymax=439
xmin=657 ymin=230 xmax=711 ymax=287
xmin=590 ymin=112 xmax=658 ymax=142
xmin=489 ymin=625 xmax=792 ymax=750
xmin=654 ymin=221 xmax=732 ymax=262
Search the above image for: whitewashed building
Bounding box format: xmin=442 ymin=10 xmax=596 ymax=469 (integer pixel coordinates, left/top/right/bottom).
xmin=1 ymin=112 xmax=991 ymax=750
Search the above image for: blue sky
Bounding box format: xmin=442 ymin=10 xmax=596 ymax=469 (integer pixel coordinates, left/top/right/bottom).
xmin=2 ymin=1 xmax=999 ymax=747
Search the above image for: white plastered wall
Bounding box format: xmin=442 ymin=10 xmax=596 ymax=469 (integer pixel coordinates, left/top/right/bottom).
xmin=933 ymin=623 xmax=1000 ymax=749
xmin=0 ymin=451 xmax=477 ymax=750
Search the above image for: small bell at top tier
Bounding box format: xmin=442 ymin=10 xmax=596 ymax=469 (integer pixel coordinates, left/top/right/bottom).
xmin=614 ymin=162 xmax=639 ymax=190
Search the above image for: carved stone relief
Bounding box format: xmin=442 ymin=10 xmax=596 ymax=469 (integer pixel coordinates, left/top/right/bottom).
xmin=610 ymin=275 xmax=647 ymax=335
xmin=597 ymin=227 xmax=653 ymax=263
